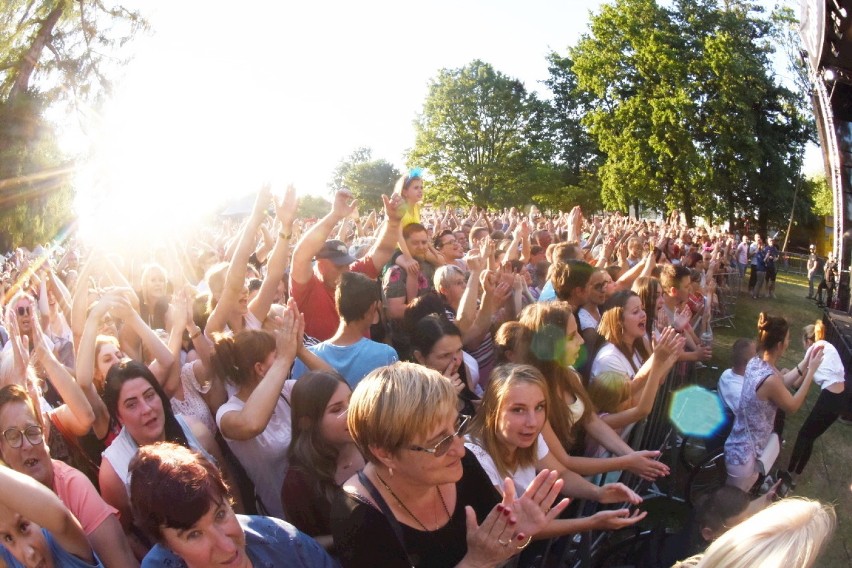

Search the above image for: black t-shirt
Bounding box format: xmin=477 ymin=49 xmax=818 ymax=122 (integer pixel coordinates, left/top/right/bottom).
xmin=331 ymin=452 xmax=500 ymax=568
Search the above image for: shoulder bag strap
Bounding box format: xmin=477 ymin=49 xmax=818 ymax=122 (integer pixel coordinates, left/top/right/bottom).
xmin=356 ymin=470 xmax=414 ymax=566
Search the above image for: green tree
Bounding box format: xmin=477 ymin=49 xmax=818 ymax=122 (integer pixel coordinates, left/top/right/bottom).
xmin=409 ymin=60 xmax=545 ymax=208
xmin=328 ymin=147 xmax=400 ymax=211
xmin=0 ymin=1 xmax=146 ymax=249
xmin=568 ymin=0 xmax=809 ymax=229
xmin=297 ymin=195 xmax=330 ymax=219
xmin=808 ymin=174 xmax=832 ymax=217
xmin=541 ymin=53 xmax=603 ymax=213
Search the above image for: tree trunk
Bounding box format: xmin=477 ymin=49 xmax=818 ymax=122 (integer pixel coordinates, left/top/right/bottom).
xmin=8 ymin=5 xmax=65 ymax=101
xmin=681 ymin=185 xmax=694 ymax=227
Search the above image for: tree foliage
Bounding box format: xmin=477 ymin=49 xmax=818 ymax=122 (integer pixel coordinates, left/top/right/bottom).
xmin=410 ymin=60 xmax=546 ymax=208
xmin=566 ymin=0 xmax=810 ymax=230
xmin=328 ymin=147 xmax=400 ymax=211
xmin=808 ymin=174 xmax=833 ymax=217
xmin=0 ymin=0 xmax=146 ymax=249
xmin=296 ymin=195 xmax=331 ymax=219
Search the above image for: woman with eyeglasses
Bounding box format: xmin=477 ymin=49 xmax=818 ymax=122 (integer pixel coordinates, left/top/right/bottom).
xmin=0 ymin=384 xmax=137 ymax=567
xmin=280 ymin=371 xmax=363 ymax=550
xmin=331 ymin=362 xmax=568 ymax=568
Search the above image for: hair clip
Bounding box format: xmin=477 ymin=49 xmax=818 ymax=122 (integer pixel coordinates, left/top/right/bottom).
xmin=408 ymin=167 xmax=423 ymax=179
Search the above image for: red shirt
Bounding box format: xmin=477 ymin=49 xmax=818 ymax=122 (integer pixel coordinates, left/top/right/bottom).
xmin=290 ymin=256 xmax=379 ymax=341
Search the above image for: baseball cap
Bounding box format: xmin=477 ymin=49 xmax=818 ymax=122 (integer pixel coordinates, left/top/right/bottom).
xmin=316 ymin=240 xmax=356 ymax=266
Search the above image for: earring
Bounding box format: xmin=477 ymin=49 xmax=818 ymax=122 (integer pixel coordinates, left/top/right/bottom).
xmin=389 ymin=467 xmax=394 ymax=478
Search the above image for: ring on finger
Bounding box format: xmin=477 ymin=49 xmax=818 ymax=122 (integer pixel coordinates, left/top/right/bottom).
xmin=497 ymin=538 xmax=510 ymax=547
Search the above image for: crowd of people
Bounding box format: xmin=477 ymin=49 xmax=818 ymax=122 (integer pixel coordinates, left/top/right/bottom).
xmin=0 ymin=172 xmax=842 ymax=567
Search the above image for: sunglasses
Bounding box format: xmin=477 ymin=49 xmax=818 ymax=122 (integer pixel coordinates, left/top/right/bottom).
xmin=3 ymin=425 xmax=44 ymax=449
xmin=16 ymin=305 xmax=31 ymax=316
xmin=408 ymin=415 xmax=471 ymax=457
xmin=593 ymin=281 xmax=612 ymax=291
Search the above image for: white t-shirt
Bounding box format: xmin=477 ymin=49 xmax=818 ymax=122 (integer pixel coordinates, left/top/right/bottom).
xmin=465 ymin=435 xmax=550 ymax=494
xmin=717 ymin=368 xmax=744 ymax=412
xmin=591 ymin=342 xmax=644 ymax=380
xmin=216 ymin=380 xmax=294 ymax=519
xmin=577 ymin=308 xmax=598 ymax=332
xmin=807 ymin=340 xmax=845 ymax=390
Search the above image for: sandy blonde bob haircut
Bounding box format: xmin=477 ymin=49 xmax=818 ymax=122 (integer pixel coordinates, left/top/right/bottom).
xmin=674 ymin=497 xmax=835 ymax=568
xmin=348 ymin=362 xmax=457 ymax=463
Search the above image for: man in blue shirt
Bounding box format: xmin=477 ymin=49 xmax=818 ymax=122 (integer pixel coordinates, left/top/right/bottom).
xmin=291 ymin=271 xmax=398 ymax=387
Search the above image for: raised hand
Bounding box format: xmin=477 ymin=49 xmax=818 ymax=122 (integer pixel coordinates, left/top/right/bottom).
xmin=251 ymin=183 xmax=272 ymax=223
xmin=505 ymin=470 xmax=570 ymax=541
xmin=382 ymin=193 xmax=404 ymax=223
xmin=7 ymin=314 xmax=31 ymax=385
xmin=463 ymin=503 xmax=523 ymax=567
xmin=274 ymin=184 xmax=298 ymax=230
xmin=275 ymin=299 xmax=301 ymax=363
xmin=332 ymin=189 xmax=358 ymax=220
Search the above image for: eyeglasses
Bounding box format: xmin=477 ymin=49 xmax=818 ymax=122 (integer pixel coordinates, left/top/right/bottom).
xmin=16 ymin=305 xmax=31 ymax=316
xmin=439 ymin=239 xmax=458 ymax=248
xmin=2 ymin=425 xmax=44 ymax=449
xmin=408 ymin=415 xmax=471 ymax=457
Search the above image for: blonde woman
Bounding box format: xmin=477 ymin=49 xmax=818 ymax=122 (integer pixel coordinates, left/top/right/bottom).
xmin=674 ymin=498 xmax=835 ymax=568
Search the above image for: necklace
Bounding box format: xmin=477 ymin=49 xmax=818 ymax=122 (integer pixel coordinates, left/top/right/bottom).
xmin=374 ymin=471 xmax=450 ymax=531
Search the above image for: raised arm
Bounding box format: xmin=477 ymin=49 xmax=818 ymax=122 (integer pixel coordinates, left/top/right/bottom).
xmin=249 ymin=185 xmax=297 ymax=322
xmin=0 ymin=465 xmax=94 ymax=564
xmin=367 ymin=193 xmax=405 ymax=271
xmin=28 ymin=317 xmax=94 ymax=437
xmin=206 ymin=185 xmax=270 ymax=335
xmin=291 ymin=190 xmax=357 ymax=285
xmin=75 ymin=295 xmax=120 ymax=439
xmin=218 ymin=301 xmax=302 ymax=440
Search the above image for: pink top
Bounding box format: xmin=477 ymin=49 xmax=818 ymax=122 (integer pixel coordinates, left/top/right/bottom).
xmin=52 ymin=459 xmax=119 ymax=535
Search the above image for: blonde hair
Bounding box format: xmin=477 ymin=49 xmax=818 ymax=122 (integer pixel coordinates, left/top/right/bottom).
xmin=348 ymin=362 xmax=457 ymax=463
xmin=517 ymin=302 xmax=592 ymax=451
xmin=814 ymin=320 xmax=826 ymax=342
xmin=468 ymin=364 xmax=549 ymax=480
xmin=597 ymin=290 xmax=650 ymax=371
xmin=588 ymin=371 xmax=631 ymax=414
xmin=676 ymin=498 xmax=835 ymax=568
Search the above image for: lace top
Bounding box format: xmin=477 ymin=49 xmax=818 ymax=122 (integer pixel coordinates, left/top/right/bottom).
xmin=170 ymin=362 xmax=217 ymax=435
xmin=724 ymin=357 xmax=777 ymax=466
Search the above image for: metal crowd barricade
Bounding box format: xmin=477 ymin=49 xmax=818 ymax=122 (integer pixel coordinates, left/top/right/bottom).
xmin=710 ymin=269 xmax=738 ymax=329
xmin=777 ymin=252 xmax=810 ymax=276
xmin=550 ymin=361 xmax=699 ymax=567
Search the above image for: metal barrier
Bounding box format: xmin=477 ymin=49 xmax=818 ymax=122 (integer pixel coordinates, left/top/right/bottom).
xmin=777 ymin=252 xmax=810 ymax=276
xmin=711 ymin=270 xmax=739 ymax=329
xmin=551 ymin=360 xmax=702 ymax=567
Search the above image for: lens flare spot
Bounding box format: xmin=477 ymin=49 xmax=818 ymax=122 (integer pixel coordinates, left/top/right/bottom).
xmin=668 ymin=385 xmax=727 ymax=437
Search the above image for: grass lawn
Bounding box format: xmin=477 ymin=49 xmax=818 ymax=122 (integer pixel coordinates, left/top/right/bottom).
xmin=705 ymin=271 xmax=851 ymax=566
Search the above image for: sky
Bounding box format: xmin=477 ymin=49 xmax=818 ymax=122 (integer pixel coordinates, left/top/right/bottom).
xmin=70 ymin=0 xmax=815 ymax=244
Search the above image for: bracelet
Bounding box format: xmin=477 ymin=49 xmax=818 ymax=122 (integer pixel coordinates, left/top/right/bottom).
xmin=516 ymin=535 xmax=533 ymax=550
xmin=278 ymin=231 xmax=292 ymax=240
xmin=189 ymin=328 xmax=202 ymax=340
xmin=796 ymin=364 xmax=803 ymax=377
